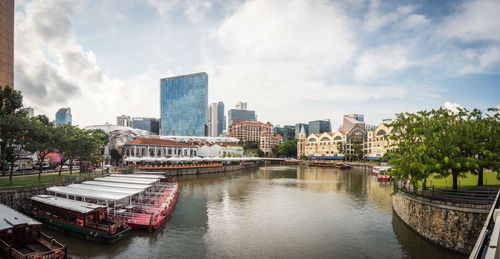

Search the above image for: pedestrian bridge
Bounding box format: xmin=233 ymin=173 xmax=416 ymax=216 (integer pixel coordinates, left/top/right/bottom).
xmin=470 ymin=189 xmax=500 ymax=258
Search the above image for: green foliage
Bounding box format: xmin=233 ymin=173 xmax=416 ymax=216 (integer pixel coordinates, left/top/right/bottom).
xmin=299 ymin=154 xmax=308 ymax=160
xmin=273 ymin=139 xmax=298 ymax=157
xmin=388 ymin=107 xmax=500 ymax=192
xmin=110 ymin=148 xmax=122 ymax=165
xmin=245 ymin=148 xmax=264 ymax=157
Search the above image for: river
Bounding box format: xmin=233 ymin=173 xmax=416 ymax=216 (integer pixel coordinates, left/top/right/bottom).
xmin=42 ymin=166 xmax=465 ymax=258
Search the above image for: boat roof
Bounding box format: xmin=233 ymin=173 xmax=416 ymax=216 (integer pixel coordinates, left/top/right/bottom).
xmin=47 ymin=186 xmax=131 ymax=201
xmin=94 ymin=176 xmax=159 ymax=185
xmin=0 ymin=204 xmax=41 ymax=232
xmin=109 ymin=174 xmax=164 ymax=179
xmin=82 ymin=181 xmax=151 ymax=190
xmin=66 ymin=184 xmax=144 ymax=195
xmin=31 ymin=195 xmax=106 ymax=214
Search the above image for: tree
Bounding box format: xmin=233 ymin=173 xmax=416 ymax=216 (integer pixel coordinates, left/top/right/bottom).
xmin=25 ymin=117 xmax=56 ymax=181
xmin=54 ymin=125 xmax=82 ymax=176
xmin=273 ymin=139 xmax=298 ymax=157
xmin=0 ymin=86 xmax=23 ymax=176
xmin=110 ymin=148 xmax=122 ymax=165
xmin=1 ymin=115 xmax=31 ymax=184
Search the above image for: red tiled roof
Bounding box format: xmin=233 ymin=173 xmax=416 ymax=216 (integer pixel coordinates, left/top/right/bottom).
xmin=230 ymin=120 xmax=272 ymax=126
xmin=125 ymin=137 xmax=194 ymax=147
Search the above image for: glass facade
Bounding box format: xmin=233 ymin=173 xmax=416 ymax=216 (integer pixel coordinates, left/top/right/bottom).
xmin=295 ymin=123 xmax=309 ymax=138
xmin=132 ymin=117 xmax=160 ymax=135
xmin=228 ymin=109 xmax=256 ymax=126
xmin=55 ymin=108 xmax=72 ymax=127
xmin=160 ymin=73 xmax=208 ymax=136
xmin=217 ymin=101 xmax=225 ymax=135
xmin=308 ymin=120 xmax=331 ymax=134
xmin=283 ymin=125 xmax=296 ymax=141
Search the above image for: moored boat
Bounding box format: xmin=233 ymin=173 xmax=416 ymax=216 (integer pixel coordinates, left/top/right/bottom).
xmin=309 ymin=162 xmax=336 ymax=167
xmin=283 ymin=159 xmax=298 ymax=165
xmin=0 ymin=204 xmax=67 ymax=259
xmin=29 ymin=195 xmax=131 ymax=244
xmin=335 ymin=163 xmax=351 ymax=169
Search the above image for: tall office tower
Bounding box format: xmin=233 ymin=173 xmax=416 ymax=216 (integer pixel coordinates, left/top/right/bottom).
xmin=0 ymin=0 xmax=14 ymax=88
xmin=217 ymin=101 xmax=225 ymax=136
xmin=308 ymin=119 xmax=331 ymax=134
xmin=20 ymin=107 xmax=34 ymax=118
xmin=55 ymin=108 xmax=72 ymax=127
xmin=283 ymin=125 xmax=296 ymax=141
xmin=208 ymin=102 xmax=218 ymax=137
xmin=295 ymin=123 xmax=309 ymax=139
xmin=228 ymin=102 xmax=256 ymax=126
xmin=160 ymin=72 xmax=208 ymax=136
xmin=116 ymin=115 xmax=132 ymax=127
xmin=132 ymin=117 xmax=160 ymax=135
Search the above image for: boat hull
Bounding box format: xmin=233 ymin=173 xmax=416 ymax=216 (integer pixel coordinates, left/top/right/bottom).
xmin=31 ymin=213 xmax=130 ymax=244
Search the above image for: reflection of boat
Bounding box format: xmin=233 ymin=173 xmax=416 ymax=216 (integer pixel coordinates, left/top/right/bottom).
xmin=377 ymin=171 xmax=392 ymax=182
xmin=335 ymin=163 xmax=351 ymax=169
xmin=1 ymin=204 xmax=67 ymax=259
xmin=284 ymin=159 xmax=298 ymax=165
xmin=29 ymin=195 xmax=130 ymax=243
xmin=310 ymin=162 xmax=336 ymax=167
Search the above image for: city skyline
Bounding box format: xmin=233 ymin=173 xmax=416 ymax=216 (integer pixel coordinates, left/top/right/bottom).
xmin=12 ymin=0 xmax=500 ymax=128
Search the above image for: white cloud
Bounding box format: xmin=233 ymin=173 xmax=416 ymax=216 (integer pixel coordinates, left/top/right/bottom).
xmin=354 ymin=46 xmax=408 ymax=81
xmin=363 ymin=2 xmax=416 ymax=32
xmin=399 ymin=14 xmax=430 ymax=30
xmin=459 ymin=45 xmax=500 ymax=75
xmin=438 ymin=0 xmax=500 ymax=42
xmin=444 ymin=102 xmax=463 ymax=114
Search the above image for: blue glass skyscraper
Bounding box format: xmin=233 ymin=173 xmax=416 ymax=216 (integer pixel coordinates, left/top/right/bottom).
xmin=217 ymin=101 xmax=225 ymax=136
xmin=160 ymin=72 xmax=208 ymax=136
xmin=55 ymin=107 xmax=72 ymax=127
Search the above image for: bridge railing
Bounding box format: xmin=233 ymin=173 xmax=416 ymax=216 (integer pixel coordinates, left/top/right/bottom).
xmin=469 ymin=189 xmax=500 ymax=259
xmin=402 ymin=186 xmax=498 ymax=207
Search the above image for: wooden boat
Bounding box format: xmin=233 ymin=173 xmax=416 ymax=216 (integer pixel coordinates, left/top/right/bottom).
xmin=283 ymin=159 xmax=298 ymax=165
xmin=136 ymin=163 xmax=222 ymax=170
xmin=309 ymin=162 xmax=336 ymax=167
xmin=373 ymin=166 xmax=391 ymax=176
xmin=335 ymin=163 xmax=351 ymax=169
xmin=0 ymin=204 xmax=67 ymax=259
xmin=377 ymin=172 xmax=391 ymax=182
xmin=29 ymin=195 xmax=131 ymax=244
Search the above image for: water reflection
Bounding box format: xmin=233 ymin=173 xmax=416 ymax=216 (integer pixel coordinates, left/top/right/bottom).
xmin=46 ymin=166 xmax=460 ymax=258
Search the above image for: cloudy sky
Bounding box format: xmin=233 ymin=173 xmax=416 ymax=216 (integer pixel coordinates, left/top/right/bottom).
xmin=14 ymin=0 xmax=500 ymax=129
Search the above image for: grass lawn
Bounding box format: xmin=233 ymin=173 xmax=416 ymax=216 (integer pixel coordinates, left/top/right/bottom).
xmin=0 ymin=171 xmax=103 ymax=191
xmin=419 ymin=172 xmax=500 ymax=188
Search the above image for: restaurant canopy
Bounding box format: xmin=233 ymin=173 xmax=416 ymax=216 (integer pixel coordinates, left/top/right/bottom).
xmin=109 ymin=174 xmax=164 ymax=180
xmin=47 ymin=186 xmax=131 ymax=202
xmin=32 ymin=195 xmax=106 ymax=214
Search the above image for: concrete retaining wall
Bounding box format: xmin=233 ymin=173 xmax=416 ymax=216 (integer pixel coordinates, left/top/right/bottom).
xmin=0 ymin=187 xmax=48 ymax=210
xmin=392 ymin=192 xmax=488 ymax=254
xmin=151 ymin=164 xmax=257 ymax=176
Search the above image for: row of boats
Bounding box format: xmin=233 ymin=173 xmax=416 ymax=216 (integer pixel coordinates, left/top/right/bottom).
xmin=1 ymin=173 xmax=179 ymax=259
xmin=309 ymin=162 xmax=352 ymax=169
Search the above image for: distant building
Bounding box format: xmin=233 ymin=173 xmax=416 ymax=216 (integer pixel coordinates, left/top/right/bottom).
xmin=295 ymin=123 xmax=309 ymax=139
xmin=55 ymin=108 xmax=72 ymax=127
xmin=260 ymin=133 xmax=283 ymax=157
xmin=207 ymin=102 xmax=226 ymax=137
xmin=0 ymin=0 xmax=14 ymax=89
xmin=274 ymin=125 xmax=284 ymax=136
xmin=341 ymin=114 xmax=365 ymax=133
xmin=20 ymin=107 xmax=34 ymax=118
xmin=308 ymin=119 xmax=331 ymax=134
xmin=160 ymin=72 xmax=208 ymax=136
xmin=228 ymin=121 xmax=273 ymax=145
xmin=116 ymin=115 xmax=132 ymax=127
xmin=227 ymin=102 xmax=256 ymax=126
xmin=132 ymin=117 xmax=160 ymax=135
xmin=282 ymin=125 xmax=295 ymax=141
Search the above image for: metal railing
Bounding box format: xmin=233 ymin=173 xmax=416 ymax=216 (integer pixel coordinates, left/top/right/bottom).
xmin=402 ymin=186 xmax=498 ymax=206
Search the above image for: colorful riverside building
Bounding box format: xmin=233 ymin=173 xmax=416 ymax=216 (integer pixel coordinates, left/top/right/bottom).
xmin=297 ymin=122 xmax=396 ymax=160
xmin=228 ymin=120 xmax=273 ymax=144
xmin=260 ymin=133 xmax=283 ymax=157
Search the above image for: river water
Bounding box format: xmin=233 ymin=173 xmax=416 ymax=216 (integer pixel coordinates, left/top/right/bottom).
xmin=43 ymin=166 xmax=465 ymax=258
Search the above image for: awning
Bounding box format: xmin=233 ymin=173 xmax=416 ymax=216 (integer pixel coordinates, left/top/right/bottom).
xmin=32 ymin=195 xmax=106 ymax=214
xmin=47 ymin=186 xmax=131 ymax=202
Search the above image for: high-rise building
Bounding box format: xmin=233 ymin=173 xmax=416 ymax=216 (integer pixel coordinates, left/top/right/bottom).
xmin=0 ymin=0 xmax=14 ymax=88
xmin=228 ymin=102 xmax=256 ymax=126
xmin=132 ymin=117 xmax=160 ymax=135
xmin=160 ymin=72 xmax=208 ymax=136
xmin=55 ymin=108 xmax=72 ymax=127
xmin=217 ymin=101 xmax=225 ymax=136
xmin=295 ymin=123 xmax=309 ymax=139
xmin=308 ymin=119 xmax=331 ymax=134
xmin=274 ymin=125 xmax=284 ymax=137
xmin=116 ymin=115 xmax=132 ymax=127
xmin=20 ymin=107 xmax=34 ymax=118
xmin=228 ymin=121 xmax=273 ymax=144
xmin=283 ymin=125 xmax=296 ymax=141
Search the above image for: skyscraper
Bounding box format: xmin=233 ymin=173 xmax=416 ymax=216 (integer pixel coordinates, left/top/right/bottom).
xmin=116 ymin=115 xmax=132 ymax=127
xmin=55 ymin=108 xmax=72 ymax=127
xmin=308 ymin=119 xmax=331 ymax=134
xmin=217 ymin=101 xmax=225 ymax=136
xmin=160 ymin=72 xmax=208 ymax=136
xmin=208 ymin=102 xmax=218 ymax=137
xmin=0 ymin=0 xmax=14 ymax=88
xmin=295 ymin=123 xmax=309 ymax=139
xmin=132 ymin=117 xmax=160 ymax=135
xmin=228 ymin=102 xmax=256 ymax=126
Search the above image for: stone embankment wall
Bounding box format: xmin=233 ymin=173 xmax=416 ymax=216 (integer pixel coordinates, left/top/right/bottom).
xmin=0 ymin=187 xmax=47 ymax=210
xmin=392 ymin=193 xmax=488 ymax=254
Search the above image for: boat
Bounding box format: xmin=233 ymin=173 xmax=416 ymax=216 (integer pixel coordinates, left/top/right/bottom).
xmin=335 ymin=163 xmax=351 ymax=169
xmin=372 ymin=165 xmax=391 ymax=176
xmin=136 ymin=163 xmax=222 ymax=170
xmin=29 ymin=195 xmax=131 ymax=244
xmin=377 ymin=169 xmax=392 ymax=182
xmin=0 ymin=204 xmax=67 ymax=259
xmin=283 ymin=159 xmax=298 ymax=165
xmin=309 ymin=162 xmax=336 ymax=167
